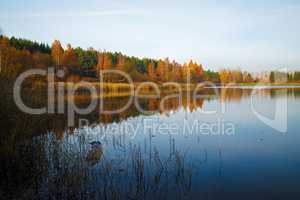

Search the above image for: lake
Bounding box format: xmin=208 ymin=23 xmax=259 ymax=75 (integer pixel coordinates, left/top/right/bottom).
xmin=1 ymin=87 xmax=300 ymax=199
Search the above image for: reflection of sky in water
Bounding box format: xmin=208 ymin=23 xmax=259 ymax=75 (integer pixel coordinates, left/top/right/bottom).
xmin=48 ymin=88 xmax=300 ymax=198
xmin=5 ymin=88 xmax=298 ymax=199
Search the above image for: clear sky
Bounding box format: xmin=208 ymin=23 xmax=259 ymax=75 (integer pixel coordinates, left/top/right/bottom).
xmin=0 ymin=0 xmax=299 ymax=71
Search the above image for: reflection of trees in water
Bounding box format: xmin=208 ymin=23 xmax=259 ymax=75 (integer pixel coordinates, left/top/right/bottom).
xmin=2 ymin=86 xmax=300 ymax=141
xmin=220 ymin=88 xmax=248 ymax=102
xmin=2 ymin=81 xmax=300 ymax=199
xmin=293 ymin=88 xmax=300 ymax=98
xmin=218 ymin=88 xmax=300 ymax=103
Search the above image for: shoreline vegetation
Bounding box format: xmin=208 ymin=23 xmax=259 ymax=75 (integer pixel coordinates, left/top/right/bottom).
xmin=1 ymin=35 xmax=300 ymax=93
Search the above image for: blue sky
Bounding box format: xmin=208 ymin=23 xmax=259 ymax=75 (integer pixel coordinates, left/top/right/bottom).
xmin=0 ymin=0 xmax=299 ymax=71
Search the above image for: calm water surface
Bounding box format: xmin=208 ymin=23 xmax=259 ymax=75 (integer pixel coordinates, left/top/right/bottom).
xmin=1 ymin=87 xmax=300 ymax=199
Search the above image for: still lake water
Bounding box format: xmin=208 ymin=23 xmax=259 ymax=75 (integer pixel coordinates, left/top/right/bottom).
xmin=1 ymin=87 xmax=300 ymax=199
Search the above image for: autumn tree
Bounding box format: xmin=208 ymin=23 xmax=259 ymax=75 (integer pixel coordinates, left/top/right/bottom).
xmin=156 ymin=58 xmax=170 ymax=82
xmin=169 ymin=61 xmax=181 ymax=81
xmin=188 ymin=60 xmax=204 ymax=82
xmin=219 ymin=69 xmax=230 ymax=84
xmin=231 ymin=69 xmax=243 ymax=83
xmin=96 ymin=52 xmax=115 ymax=81
xmin=219 ymin=69 xmax=244 ymax=83
xmin=51 ymin=40 xmax=64 ymax=69
xmin=243 ymin=72 xmax=254 ymax=83
xmin=0 ymin=36 xmax=12 ymax=75
xmin=0 ymin=36 xmax=21 ymax=78
xmin=116 ymin=53 xmax=126 ymax=69
xmin=33 ymin=52 xmax=52 ymax=69
xmin=63 ymin=44 xmax=79 ymax=69
xmin=103 ymin=53 xmax=113 ymax=69
xmin=147 ymin=61 xmax=156 ymax=80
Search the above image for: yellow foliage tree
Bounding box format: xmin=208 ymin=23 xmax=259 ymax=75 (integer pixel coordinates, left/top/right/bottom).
xmin=51 ymin=40 xmax=64 ymax=69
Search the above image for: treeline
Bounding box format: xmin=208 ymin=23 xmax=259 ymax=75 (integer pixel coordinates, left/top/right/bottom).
xmin=217 ymin=69 xmax=300 ymax=84
xmin=9 ymin=36 xmax=51 ymax=54
xmin=1 ymin=35 xmax=300 ymax=84
xmin=51 ymin=39 xmax=215 ymax=83
xmin=270 ymin=71 xmax=300 ymax=83
xmin=219 ymin=69 xmax=254 ymax=83
xmin=1 ymin=36 xmax=216 ymax=83
xmin=0 ymin=36 xmax=52 ymax=78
